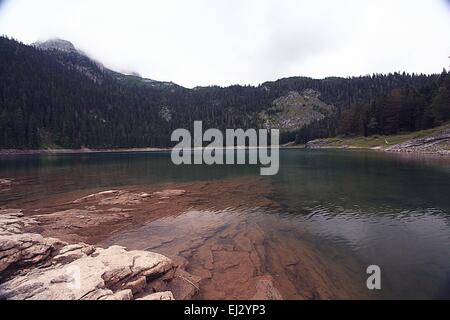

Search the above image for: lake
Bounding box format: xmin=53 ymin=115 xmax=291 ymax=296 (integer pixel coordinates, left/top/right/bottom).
xmin=1 ymin=149 xmax=449 ymax=299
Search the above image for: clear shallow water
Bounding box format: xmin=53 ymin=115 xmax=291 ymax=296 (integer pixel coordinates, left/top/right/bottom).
xmin=1 ymin=149 xmax=449 ymax=299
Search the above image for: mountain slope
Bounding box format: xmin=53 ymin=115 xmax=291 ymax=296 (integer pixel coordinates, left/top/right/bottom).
xmin=0 ymin=37 xmax=443 ymax=149
xmin=260 ymin=89 xmax=335 ymax=131
xmin=33 ymin=39 xmax=181 ymax=89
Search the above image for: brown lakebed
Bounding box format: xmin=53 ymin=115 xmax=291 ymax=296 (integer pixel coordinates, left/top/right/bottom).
xmin=3 ymin=176 xmax=368 ymax=299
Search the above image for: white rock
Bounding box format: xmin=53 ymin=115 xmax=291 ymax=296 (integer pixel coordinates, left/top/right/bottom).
xmin=137 ymin=291 xmax=174 ymax=300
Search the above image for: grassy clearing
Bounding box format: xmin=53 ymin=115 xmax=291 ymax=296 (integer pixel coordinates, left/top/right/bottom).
xmin=287 ymin=122 xmax=450 ymax=150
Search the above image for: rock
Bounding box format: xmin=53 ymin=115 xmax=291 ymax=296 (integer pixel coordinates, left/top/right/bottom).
xmin=33 ymin=39 xmax=79 ymax=54
xmin=0 ymin=244 xmax=174 ymax=300
xmin=0 ymin=212 xmax=198 ymax=300
xmin=386 ymin=131 xmax=450 ymax=155
xmin=100 ymin=289 xmax=133 ymax=300
xmin=171 ymin=255 xmax=190 ymax=270
xmin=251 ymin=276 xmax=283 ymax=300
xmin=305 ymin=138 xmax=333 ymax=149
xmin=0 ymin=233 xmax=65 ymax=276
xmin=34 ymin=208 xmax=131 ymax=241
xmin=152 ymin=190 xmax=186 ymax=198
xmin=0 ymin=209 xmax=39 ymax=235
xmin=137 ymin=291 xmax=174 ymax=300
xmin=166 ymin=269 xmax=201 ymax=300
xmin=260 ymin=90 xmax=335 ymax=132
xmin=73 ymin=190 xmax=152 ymax=206
xmin=195 ymin=246 xmax=214 ymax=270
xmin=0 ymin=178 xmax=13 ymax=192
xmin=52 ymin=243 xmax=96 ymax=264
xmin=121 ymin=276 xmax=147 ymax=294
xmin=0 ymin=178 xmax=13 ymax=187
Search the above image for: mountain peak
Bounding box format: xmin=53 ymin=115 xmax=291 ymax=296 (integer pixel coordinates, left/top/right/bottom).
xmin=30 ymin=38 xmax=178 ymax=88
xmin=33 ymin=39 xmax=79 ymax=54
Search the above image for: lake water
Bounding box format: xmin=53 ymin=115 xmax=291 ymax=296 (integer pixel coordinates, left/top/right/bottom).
xmin=1 ymin=149 xmax=449 ymax=299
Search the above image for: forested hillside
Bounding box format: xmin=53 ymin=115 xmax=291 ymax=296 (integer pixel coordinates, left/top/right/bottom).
xmin=0 ymin=36 xmax=447 ymax=149
xmin=291 ymin=71 xmax=450 ymax=144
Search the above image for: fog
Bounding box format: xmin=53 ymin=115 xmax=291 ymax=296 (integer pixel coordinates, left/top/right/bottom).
xmin=0 ymin=0 xmax=449 ymax=87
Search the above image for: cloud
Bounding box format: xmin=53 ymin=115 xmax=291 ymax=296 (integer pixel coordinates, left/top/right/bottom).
xmin=0 ymin=0 xmax=449 ymax=88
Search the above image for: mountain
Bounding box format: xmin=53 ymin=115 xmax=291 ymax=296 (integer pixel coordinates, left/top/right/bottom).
xmin=33 ymin=39 xmax=80 ymax=54
xmin=32 ymin=39 xmax=180 ymax=89
xmin=0 ymin=36 xmax=448 ymax=149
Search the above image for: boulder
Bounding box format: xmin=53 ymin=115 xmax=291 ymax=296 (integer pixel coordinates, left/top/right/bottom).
xmin=0 ymin=210 xmax=199 ymax=300
xmin=0 ymin=244 xmax=174 ymax=300
xmin=0 ymin=233 xmax=64 ymax=276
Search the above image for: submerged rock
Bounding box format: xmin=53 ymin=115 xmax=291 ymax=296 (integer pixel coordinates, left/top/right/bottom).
xmin=0 ymin=178 xmax=14 ymax=192
xmin=73 ymin=190 xmax=152 ymax=205
xmin=0 ymin=178 xmax=13 ymax=185
xmin=251 ymin=276 xmax=283 ymax=300
xmin=152 ymin=190 xmax=186 ymax=199
xmin=0 ymin=209 xmax=39 ymax=235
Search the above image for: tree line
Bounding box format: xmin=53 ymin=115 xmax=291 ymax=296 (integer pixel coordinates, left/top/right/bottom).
xmin=0 ymin=36 xmax=446 ymax=149
xmin=292 ymin=69 xmax=449 ymax=144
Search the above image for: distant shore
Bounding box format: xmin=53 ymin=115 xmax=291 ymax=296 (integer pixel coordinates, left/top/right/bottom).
xmin=1 ymin=145 xmax=449 ymax=157
xmin=2 ymin=122 xmax=449 ymax=157
xmin=0 ymin=147 xmax=170 ymax=156
xmin=0 ymin=145 xmax=312 ymax=156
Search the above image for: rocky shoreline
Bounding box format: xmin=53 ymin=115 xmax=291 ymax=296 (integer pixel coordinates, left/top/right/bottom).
xmin=0 ymin=177 xmax=370 ymax=300
xmin=384 ymin=132 xmax=450 ymax=155
xmin=0 ymin=209 xmax=199 ymax=300
xmin=0 ymin=180 xmax=287 ymax=300
xmin=304 ymin=125 xmax=450 ymax=156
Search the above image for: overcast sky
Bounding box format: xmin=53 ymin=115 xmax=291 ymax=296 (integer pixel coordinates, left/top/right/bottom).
xmin=0 ymin=0 xmax=449 ymax=88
